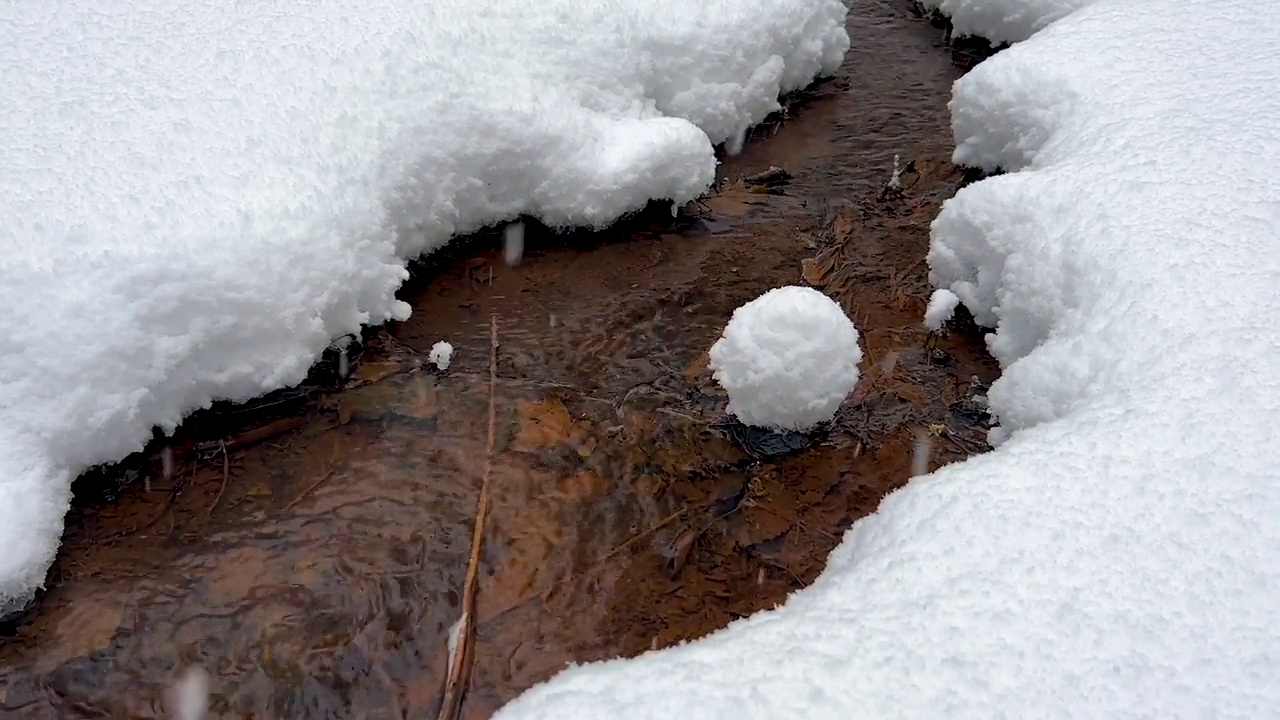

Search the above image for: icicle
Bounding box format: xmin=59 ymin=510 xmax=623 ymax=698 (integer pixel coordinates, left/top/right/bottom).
xmin=725 ymin=125 xmax=748 ymax=157
xmin=503 ymin=221 xmax=525 ymax=267
xmin=911 ymin=427 xmax=932 ymax=477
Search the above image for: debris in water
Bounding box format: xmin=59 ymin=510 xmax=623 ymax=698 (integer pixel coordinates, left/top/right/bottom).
xmin=888 ymin=153 xmax=904 ymax=190
xmin=743 ymin=166 xmax=792 ymax=191
xmin=429 ymin=341 xmax=454 ymax=372
xmin=436 ymin=317 xmax=499 ymax=720
xmin=720 ymin=419 xmax=814 ymax=459
xmin=878 ymin=154 xmax=919 ymax=200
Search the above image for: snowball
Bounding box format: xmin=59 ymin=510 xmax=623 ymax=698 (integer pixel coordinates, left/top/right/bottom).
xmin=429 ymin=341 xmax=455 ymax=372
xmin=708 ymin=286 xmax=863 ymax=431
xmin=923 ymin=288 xmax=961 ymax=331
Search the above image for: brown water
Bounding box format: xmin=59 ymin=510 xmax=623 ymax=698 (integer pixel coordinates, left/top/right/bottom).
xmin=0 ymin=3 xmax=996 ymax=718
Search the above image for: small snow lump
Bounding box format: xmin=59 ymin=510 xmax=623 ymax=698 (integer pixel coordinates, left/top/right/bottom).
xmin=924 ymin=288 xmax=961 ymax=331
xmin=709 ymin=286 xmax=863 ymax=432
xmin=429 ymin=341 xmax=454 ymax=371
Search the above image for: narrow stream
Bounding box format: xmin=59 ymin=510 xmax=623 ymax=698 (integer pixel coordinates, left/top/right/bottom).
xmin=0 ymin=2 xmax=997 ymax=718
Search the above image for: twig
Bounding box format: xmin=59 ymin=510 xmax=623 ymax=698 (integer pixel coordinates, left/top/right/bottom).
xmin=194 ymin=416 xmax=306 ymax=458
xmin=206 ymin=442 xmax=229 ymax=519
xmin=597 ymin=508 xmax=688 ymax=565
xmin=283 ymin=469 xmax=337 ymax=511
xmin=437 ymin=315 xmax=499 ymax=720
xmin=747 ymin=500 xmax=839 ymax=541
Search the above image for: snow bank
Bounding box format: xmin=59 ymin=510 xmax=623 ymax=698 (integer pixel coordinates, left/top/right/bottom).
xmin=0 ymin=0 xmax=850 ymax=609
xmin=709 ymin=286 xmax=862 ymax=432
xmin=495 ymin=0 xmax=1280 ymax=718
xmin=918 ymin=0 xmax=1096 ymax=44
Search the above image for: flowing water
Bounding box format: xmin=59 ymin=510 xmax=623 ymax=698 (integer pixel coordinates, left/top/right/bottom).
xmin=0 ymin=2 xmax=997 ymax=718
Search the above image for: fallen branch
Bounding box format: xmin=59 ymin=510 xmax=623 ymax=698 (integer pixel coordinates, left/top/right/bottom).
xmin=437 ymin=315 xmax=499 ymax=720
xmin=193 ymin=416 xmax=307 ymax=458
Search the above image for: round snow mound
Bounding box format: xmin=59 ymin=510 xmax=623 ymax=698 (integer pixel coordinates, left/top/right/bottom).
xmin=709 ymin=286 xmax=863 ymax=432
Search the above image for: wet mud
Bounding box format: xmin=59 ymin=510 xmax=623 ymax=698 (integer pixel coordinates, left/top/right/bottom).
xmin=0 ymin=2 xmax=998 ymax=718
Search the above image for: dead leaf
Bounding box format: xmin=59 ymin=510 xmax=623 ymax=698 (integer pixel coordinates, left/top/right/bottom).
xmin=831 ymin=213 xmax=854 ymax=243
xmin=512 ymin=398 xmax=589 ymax=452
xmin=665 ymin=526 xmax=700 ymax=579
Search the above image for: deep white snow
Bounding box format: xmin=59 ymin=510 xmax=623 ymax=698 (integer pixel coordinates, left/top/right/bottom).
xmin=0 ymin=0 xmax=851 ymax=608
xmin=495 ymin=0 xmax=1280 ymax=718
xmin=709 ymin=286 xmax=863 ymax=431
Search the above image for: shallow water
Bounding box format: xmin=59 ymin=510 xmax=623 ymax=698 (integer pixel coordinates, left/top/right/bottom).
xmin=0 ymin=2 xmax=996 ymax=718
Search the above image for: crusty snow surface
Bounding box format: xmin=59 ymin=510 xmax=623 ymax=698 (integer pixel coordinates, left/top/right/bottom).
xmin=709 ymin=286 xmax=862 ymax=432
xmin=495 ymin=0 xmax=1280 ymax=718
xmin=0 ymin=0 xmax=851 ymax=609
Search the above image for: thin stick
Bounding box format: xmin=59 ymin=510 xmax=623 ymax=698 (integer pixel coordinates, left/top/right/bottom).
xmin=437 ymin=315 xmax=499 ymax=720
xmin=597 ymin=508 xmax=688 ymax=564
xmin=206 ymin=441 xmax=229 ymax=519
xmin=283 ymin=469 xmax=337 ymax=511
xmin=748 ymin=500 xmax=839 ymax=541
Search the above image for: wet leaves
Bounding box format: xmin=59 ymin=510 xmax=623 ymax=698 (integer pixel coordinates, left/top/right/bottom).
xmin=720 ymin=421 xmax=815 ymax=459
xmin=511 ymin=398 xmax=592 ymax=455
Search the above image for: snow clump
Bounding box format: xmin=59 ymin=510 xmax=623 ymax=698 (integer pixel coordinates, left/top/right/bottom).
xmin=924 ymin=288 xmax=961 ymax=331
xmin=708 ymin=286 xmax=862 ymax=432
xmin=429 ymin=341 xmax=455 ymax=371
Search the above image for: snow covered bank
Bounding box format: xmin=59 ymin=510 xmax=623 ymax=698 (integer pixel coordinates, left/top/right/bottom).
xmin=918 ymin=0 xmax=1096 ymax=44
xmin=495 ymin=1 xmax=1280 ymax=717
xmin=0 ymin=0 xmax=851 ymax=609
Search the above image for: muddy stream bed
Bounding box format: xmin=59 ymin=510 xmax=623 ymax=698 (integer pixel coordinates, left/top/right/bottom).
xmin=1 ymin=3 xmax=998 ymax=718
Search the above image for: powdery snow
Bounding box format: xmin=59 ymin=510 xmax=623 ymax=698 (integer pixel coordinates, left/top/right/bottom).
xmin=0 ymin=0 xmax=851 ymax=608
xmin=708 ymin=286 xmax=862 ymax=432
xmin=495 ymin=0 xmax=1280 ymax=718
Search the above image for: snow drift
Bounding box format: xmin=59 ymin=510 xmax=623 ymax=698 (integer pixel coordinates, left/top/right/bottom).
xmin=0 ymin=0 xmax=851 ymax=609
xmin=495 ymin=0 xmax=1280 ymax=717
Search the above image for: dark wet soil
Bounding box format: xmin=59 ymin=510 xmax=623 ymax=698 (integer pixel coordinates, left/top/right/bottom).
xmin=0 ymin=2 xmax=998 ymax=718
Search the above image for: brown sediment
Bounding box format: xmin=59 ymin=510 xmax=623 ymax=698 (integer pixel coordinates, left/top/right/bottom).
xmin=0 ymin=2 xmax=1000 ymax=719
